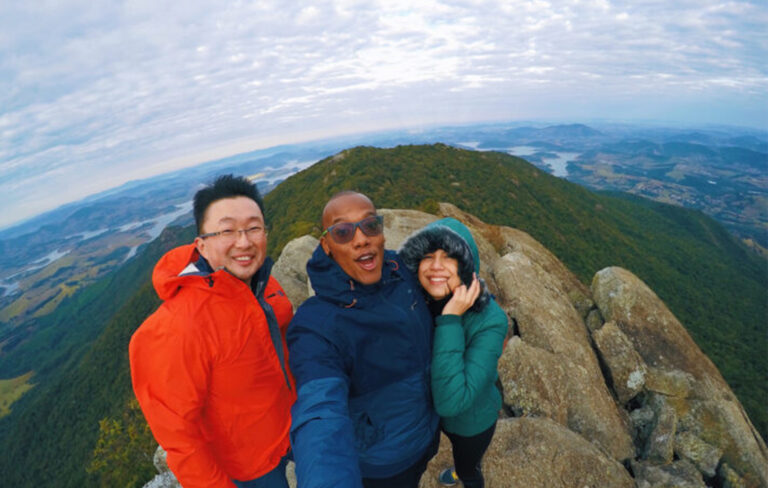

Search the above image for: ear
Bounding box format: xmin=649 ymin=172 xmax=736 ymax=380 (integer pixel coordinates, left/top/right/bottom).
xmin=194 ymin=236 xmax=207 ymax=259
xmin=320 ymin=236 xmax=331 ymax=256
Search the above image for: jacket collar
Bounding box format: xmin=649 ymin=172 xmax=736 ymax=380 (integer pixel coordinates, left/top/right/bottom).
xmin=306 ymin=244 xmax=402 ymax=308
xmin=153 ymin=243 xmax=272 ymax=300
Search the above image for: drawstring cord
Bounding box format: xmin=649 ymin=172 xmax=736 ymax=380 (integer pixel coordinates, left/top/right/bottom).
xmin=344 ymin=280 xmax=357 ymax=308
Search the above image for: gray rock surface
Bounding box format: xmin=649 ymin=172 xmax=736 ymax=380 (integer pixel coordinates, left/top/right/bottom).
xmin=271 ymin=234 xmax=318 ymax=309
xmin=144 ymin=446 xmax=180 ymax=488
xmin=645 ymin=393 xmax=678 ymax=464
xmin=493 ymin=252 xmax=634 ymax=460
xmin=592 ymin=266 xmax=768 ymax=486
xmin=632 ymin=459 xmax=707 ymax=488
xmin=593 ymin=320 xmax=648 ymax=404
xmin=674 ymin=430 xmax=723 ymax=478
xmin=422 ymin=417 xmax=635 ymax=488
xmin=379 ymin=208 xmax=438 ymax=250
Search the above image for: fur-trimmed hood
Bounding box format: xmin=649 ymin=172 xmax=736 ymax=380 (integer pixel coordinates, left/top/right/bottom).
xmin=399 ymin=217 xmax=490 ymax=312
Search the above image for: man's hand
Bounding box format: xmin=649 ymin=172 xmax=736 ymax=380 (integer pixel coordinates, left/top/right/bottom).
xmin=441 ymin=274 xmax=480 ymax=316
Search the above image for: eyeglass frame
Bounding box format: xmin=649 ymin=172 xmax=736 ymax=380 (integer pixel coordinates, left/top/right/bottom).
xmin=198 ymin=225 xmax=267 ymax=241
xmin=320 ymin=215 xmax=384 ymax=244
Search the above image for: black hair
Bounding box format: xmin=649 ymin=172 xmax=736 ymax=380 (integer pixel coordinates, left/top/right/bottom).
xmin=193 ymin=174 xmax=265 ymax=234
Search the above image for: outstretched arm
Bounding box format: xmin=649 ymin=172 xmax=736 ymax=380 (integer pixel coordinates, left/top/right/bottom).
xmin=288 ymin=321 xmax=363 ymax=488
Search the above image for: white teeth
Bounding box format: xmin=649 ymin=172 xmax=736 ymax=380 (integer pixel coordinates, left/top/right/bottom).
xmin=234 ymin=256 xmax=252 ymax=261
xmin=358 ymin=254 xmax=373 ymax=262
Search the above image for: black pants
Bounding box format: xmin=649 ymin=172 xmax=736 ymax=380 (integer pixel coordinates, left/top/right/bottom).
xmin=362 ymin=429 xmax=440 ymax=488
xmin=446 ymin=421 xmax=497 ymax=488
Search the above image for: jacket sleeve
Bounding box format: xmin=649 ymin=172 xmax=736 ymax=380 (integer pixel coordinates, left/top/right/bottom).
xmin=430 ymin=303 xmax=508 ymax=418
xmin=129 ymin=314 xmax=236 ymax=488
xmin=287 ymin=317 xmax=363 ymax=488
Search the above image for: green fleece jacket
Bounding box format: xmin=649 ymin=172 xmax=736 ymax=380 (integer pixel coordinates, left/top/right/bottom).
xmin=432 ymin=298 xmax=508 ymax=436
xmin=400 ymin=217 xmax=509 ymax=436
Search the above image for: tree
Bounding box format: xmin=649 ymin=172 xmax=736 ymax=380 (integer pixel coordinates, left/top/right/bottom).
xmin=86 ymin=398 xmax=157 ymax=488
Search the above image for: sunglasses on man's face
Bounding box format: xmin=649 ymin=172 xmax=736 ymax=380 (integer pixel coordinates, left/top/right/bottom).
xmin=321 ymin=215 xmax=384 ymax=244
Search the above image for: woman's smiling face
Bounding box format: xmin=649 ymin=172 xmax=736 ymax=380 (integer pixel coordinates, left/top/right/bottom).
xmin=417 ymin=249 xmax=462 ymax=300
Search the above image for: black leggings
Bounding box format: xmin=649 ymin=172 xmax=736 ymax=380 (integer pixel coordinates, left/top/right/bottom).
xmin=445 ymin=421 xmax=497 ymax=488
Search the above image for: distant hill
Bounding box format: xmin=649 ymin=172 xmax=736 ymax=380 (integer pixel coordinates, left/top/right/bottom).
xmin=476 ymin=123 xmax=605 ymax=149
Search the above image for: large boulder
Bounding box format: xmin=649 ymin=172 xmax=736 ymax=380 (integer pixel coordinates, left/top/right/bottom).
xmin=421 ymin=417 xmax=635 ymax=488
xmin=437 ymin=203 xmax=592 ymax=316
xmin=379 ymin=208 xmax=438 ymax=250
xmin=592 ymin=320 xmax=648 ymax=405
xmin=272 ymin=235 xmax=318 ymax=309
xmin=592 ymin=267 xmax=768 ymax=486
xmin=493 ymin=252 xmax=634 ymax=460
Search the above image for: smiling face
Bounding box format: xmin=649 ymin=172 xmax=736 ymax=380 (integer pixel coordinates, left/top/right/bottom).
xmin=194 ymin=196 xmax=266 ymax=286
xmin=417 ymin=249 xmax=462 ymax=300
xmin=320 ymin=193 xmax=385 ymax=285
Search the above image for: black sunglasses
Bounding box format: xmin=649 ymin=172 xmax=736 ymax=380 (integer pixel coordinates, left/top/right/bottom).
xmin=321 ymin=215 xmax=384 ymax=244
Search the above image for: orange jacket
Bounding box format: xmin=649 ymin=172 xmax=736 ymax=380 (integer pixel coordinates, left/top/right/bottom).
xmin=130 ymin=244 xmax=295 ymax=487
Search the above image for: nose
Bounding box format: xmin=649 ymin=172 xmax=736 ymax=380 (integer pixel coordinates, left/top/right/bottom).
xmin=430 ymin=255 xmax=444 ymax=269
xmin=350 ymin=226 xmax=370 ymax=247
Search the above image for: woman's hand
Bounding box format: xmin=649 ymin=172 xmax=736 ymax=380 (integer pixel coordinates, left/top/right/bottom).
xmin=442 ymin=274 xmax=480 ymax=316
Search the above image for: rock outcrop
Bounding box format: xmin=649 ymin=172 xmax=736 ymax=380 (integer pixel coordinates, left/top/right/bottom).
xmin=272 ymin=234 xmax=319 ymax=309
xmin=422 ymin=417 xmax=636 ymax=488
xmin=143 ymin=204 xmax=767 ymax=488
xmin=592 ymin=266 xmax=768 ymax=487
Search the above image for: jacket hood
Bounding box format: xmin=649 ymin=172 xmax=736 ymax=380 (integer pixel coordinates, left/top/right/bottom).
xmin=306 ymin=244 xmax=403 ymax=308
xmin=152 ymin=243 xmax=273 ymax=301
xmin=399 ymin=217 xmax=489 ymax=312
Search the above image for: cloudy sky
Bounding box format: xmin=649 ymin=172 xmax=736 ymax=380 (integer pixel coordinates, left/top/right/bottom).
xmin=1 ymin=0 xmax=766 ymax=229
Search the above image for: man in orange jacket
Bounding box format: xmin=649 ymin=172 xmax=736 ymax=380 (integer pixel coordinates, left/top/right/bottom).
xmin=130 ymin=174 xmax=295 ymax=488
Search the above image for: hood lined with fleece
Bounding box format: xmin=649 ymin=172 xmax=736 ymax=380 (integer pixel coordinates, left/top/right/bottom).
xmin=399 ymin=217 xmax=490 ymax=312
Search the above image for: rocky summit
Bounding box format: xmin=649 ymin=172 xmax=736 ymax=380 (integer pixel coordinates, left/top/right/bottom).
xmin=145 ymin=204 xmax=767 ymax=488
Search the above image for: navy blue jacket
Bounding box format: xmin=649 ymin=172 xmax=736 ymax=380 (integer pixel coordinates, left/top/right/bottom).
xmin=287 ymin=246 xmax=439 ymax=487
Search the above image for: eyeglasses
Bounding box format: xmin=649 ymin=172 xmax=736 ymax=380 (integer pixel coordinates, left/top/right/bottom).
xmin=321 ymin=215 xmax=384 ymax=244
xmin=198 ymin=225 xmax=266 ymax=243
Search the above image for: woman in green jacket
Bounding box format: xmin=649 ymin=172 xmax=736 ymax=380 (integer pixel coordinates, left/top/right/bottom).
xmin=400 ymin=218 xmax=508 ymax=488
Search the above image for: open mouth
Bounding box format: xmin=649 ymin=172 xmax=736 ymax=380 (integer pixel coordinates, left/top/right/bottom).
xmin=356 ymin=253 xmax=377 ymax=271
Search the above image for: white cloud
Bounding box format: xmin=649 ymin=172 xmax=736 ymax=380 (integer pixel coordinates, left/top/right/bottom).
xmin=0 ymin=0 xmax=766 ymax=228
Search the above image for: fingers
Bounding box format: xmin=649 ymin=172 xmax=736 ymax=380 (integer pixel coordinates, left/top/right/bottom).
xmin=441 ymin=275 xmax=482 ymax=316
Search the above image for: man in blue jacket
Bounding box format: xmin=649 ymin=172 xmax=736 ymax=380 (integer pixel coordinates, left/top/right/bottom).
xmin=287 ymin=191 xmax=440 ymax=488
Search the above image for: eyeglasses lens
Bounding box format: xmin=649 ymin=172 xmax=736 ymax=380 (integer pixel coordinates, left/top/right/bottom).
xmin=330 ymin=216 xmax=383 ymax=244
